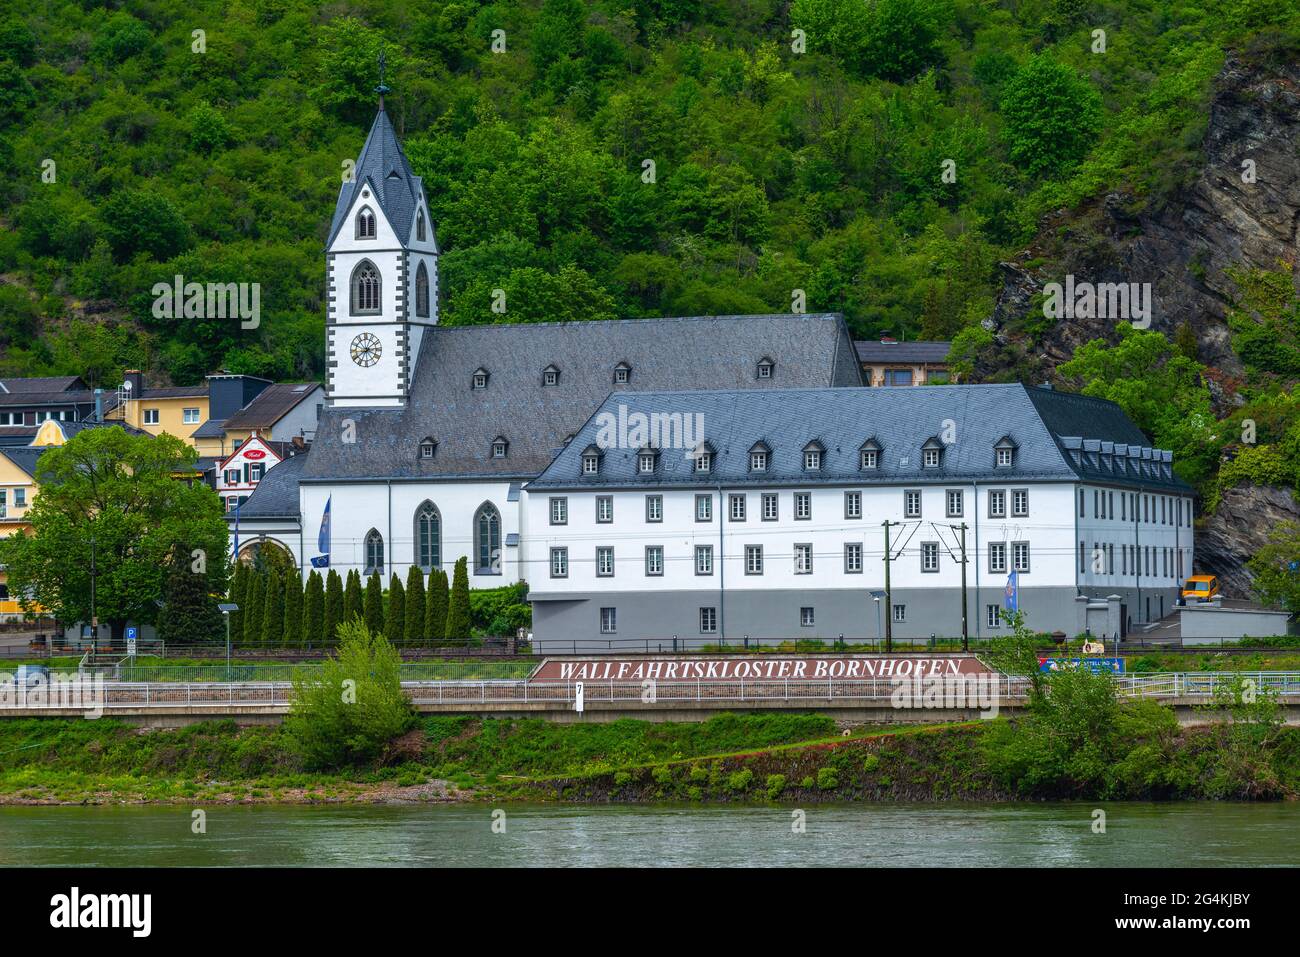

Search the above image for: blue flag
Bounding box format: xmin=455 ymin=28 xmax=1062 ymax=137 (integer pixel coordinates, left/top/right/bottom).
xmin=311 ymin=496 xmax=331 ymax=568
xmin=1003 ymin=569 xmax=1019 ymax=612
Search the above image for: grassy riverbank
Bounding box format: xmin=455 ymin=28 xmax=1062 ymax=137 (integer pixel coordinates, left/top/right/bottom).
xmin=0 ymin=709 xmax=1296 ymax=806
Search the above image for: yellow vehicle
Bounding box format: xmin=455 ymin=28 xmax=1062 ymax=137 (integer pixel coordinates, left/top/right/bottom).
xmin=1182 ymin=574 xmax=1220 ymax=602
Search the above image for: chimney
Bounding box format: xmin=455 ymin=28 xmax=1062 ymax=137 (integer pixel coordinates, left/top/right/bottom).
xmin=94 ymin=388 xmax=102 ymax=422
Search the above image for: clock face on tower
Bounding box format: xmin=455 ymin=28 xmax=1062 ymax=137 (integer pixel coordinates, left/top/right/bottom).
xmin=350 ymin=332 xmax=382 ymax=367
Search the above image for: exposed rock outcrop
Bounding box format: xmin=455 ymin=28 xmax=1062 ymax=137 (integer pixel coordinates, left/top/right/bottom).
xmin=1198 ymin=484 xmax=1299 ymax=598
xmin=981 ymin=49 xmax=1300 ymax=380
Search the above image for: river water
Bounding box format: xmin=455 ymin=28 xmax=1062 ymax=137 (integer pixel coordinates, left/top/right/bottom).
xmin=1 ymin=802 xmax=1296 ymax=867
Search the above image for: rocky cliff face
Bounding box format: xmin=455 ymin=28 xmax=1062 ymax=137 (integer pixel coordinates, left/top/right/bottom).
xmin=1198 ymin=484 xmax=1300 ymax=598
xmin=980 ymin=49 xmax=1300 ymax=598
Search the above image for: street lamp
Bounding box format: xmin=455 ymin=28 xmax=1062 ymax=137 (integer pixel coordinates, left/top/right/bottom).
xmin=218 ymin=603 xmax=238 ymax=682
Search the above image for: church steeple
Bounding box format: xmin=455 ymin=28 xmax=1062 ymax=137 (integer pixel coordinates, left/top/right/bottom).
xmin=323 ymin=92 xmax=439 ymax=410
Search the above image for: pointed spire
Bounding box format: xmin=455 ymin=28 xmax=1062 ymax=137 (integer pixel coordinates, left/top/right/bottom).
xmin=375 ymin=48 xmax=390 ymax=112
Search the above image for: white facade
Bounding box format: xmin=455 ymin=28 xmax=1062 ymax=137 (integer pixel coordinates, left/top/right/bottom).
xmin=216 ymin=435 xmax=284 ymax=513
xmin=326 ymin=179 xmax=438 ymax=409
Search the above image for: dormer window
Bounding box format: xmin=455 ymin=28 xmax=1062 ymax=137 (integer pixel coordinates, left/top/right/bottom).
xmin=859 ymin=438 xmax=881 ymax=471
xmin=542 ymin=365 xmax=560 ymax=387
xmin=693 ymin=442 xmax=715 ymax=474
xmin=491 ymin=437 xmax=508 ymax=458
xmin=419 ymin=438 xmax=437 ymax=460
xmin=356 ymin=206 xmax=376 ymax=240
xmin=472 ymin=368 xmax=489 ymax=390
xmin=922 ymin=438 xmax=944 ymax=469
xmin=581 ymin=445 xmax=603 ymax=475
xmin=994 ymin=436 xmax=1018 ymax=468
xmin=613 ymin=362 xmax=631 ymax=384
xmin=756 ymin=357 xmax=775 ymax=380
xmin=802 ymin=441 xmax=825 ymax=472
xmin=637 ymin=449 xmax=659 ymax=474
xmin=416 ymin=209 xmax=426 ymax=243
xmin=749 ymin=441 xmax=770 ymax=473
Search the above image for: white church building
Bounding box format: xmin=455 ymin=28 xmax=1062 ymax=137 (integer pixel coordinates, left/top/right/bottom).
xmin=230 ymin=105 xmax=1194 ymax=649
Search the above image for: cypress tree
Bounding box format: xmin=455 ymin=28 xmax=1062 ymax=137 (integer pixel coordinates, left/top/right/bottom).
xmin=243 ymin=570 xmax=265 ymax=646
xmin=283 ymin=570 xmax=302 ymax=647
xmin=364 ymin=571 xmax=384 ymax=636
xmin=261 ymin=567 xmax=283 ymax=646
xmin=445 ymin=557 xmax=471 ymax=642
xmin=304 ymin=570 xmax=325 ymax=647
xmin=324 ymin=569 xmax=344 ymax=643
xmin=404 ymin=565 xmax=425 ymax=643
xmin=157 ymin=547 xmax=223 ymax=644
xmin=426 ymin=568 xmax=448 ymax=644
xmin=344 ymin=569 xmax=363 ymax=626
xmin=385 ymin=573 xmax=405 ymax=645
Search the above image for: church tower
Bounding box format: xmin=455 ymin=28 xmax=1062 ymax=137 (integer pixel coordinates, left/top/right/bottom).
xmin=325 ymin=98 xmax=438 ymax=408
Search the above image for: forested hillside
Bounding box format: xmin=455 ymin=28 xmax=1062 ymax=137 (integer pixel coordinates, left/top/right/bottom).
xmin=2 ymin=0 xmax=1300 ymax=593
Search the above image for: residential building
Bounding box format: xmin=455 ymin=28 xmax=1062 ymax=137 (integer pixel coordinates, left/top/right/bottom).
xmin=856 ymin=338 xmax=954 ymax=386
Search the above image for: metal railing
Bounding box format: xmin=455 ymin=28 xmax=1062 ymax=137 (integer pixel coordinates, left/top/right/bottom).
xmin=10 ymin=671 xmax=1298 ymax=713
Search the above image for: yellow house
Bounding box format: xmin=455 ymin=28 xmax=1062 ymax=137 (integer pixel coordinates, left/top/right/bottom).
xmin=0 ymin=438 xmax=42 ymax=617
xmin=106 ymin=371 xmax=209 ymax=445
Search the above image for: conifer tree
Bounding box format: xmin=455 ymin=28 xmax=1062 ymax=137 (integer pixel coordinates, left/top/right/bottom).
xmin=261 ymin=567 xmax=283 ymax=646
xmin=385 ymin=573 xmax=405 ymax=645
xmin=283 ymin=570 xmax=303 ymax=647
xmin=445 ymin=557 xmax=471 ymax=642
xmin=324 ymin=568 xmax=344 ymax=643
xmin=426 ymin=568 xmax=448 ymax=644
xmin=343 ymin=568 xmax=362 ymax=626
xmin=157 ymin=547 xmax=223 ymax=644
xmin=243 ymin=569 xmax=265 ymax=646
xmin=364 ymin=571 xmax=384 ymax=636
xmin=304 ymin=570 xmax=325 ymax=647
xmin=228 ymin=561 xmax=248 ymax=644
xmin=404 ymin=565 xmax=425 ymax=643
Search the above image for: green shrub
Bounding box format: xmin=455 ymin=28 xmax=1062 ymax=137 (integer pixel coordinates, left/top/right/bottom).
xmin=726 ymin=768 xmax=754 ymax=792
xmin=765 ymin=774 xmax=786 ymax=799
xmin=816 ymin=766 xmax=839 ymax=790
xmin=283 ymin=620 xmax=417 ymax=769
xmin=613 ymin=771 xmax=632 ymax=786
xmin=862 ymin=754 xmax=881 ymax=773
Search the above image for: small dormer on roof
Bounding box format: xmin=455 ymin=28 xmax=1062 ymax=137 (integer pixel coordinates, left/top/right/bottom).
xmin=921 ymin=435 xmax=945 ymax=468
xmin=581 ymin=443 xmax=603 ymax=475
xmin=542 ymin=364 xmax=560 ymax=387
xmin=994 ymin=434 xmax=1018 ymax=468
xmin=491 ymin=435 xmax=509 ymax=458
xmin=756 ymin=356 xmax=775 ymax=379
xmin=691 ymin=440 xmax=716 ymax=473
xmin=472 ymin=368 xmax=489 ymax=390
xmin=802 ymin=439 xmax=825 ymax=471
xmin=418 ymin=436 xmax=437 ymax=460
xmin=613 ymin=361 xmax=632 ymax=385
xmin=636 ymin=445 xmax=660 ymax=473
xmin=859 ymin=436 xmax=881 ymax=469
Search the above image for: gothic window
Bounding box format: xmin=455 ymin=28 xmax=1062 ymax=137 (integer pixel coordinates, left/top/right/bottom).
xmin=475 ymin=504 xmax=501 ymax=575
xmin=416 ymin=209 xmax=426 ymax=242
xmin=415 ymin=502 xmax=441 ymax=572
xmin=415 ymin=261 xmax=430 ymax=318
xmin=356 ymin=207 xmax=377 ymax=240
xmin=351 ymin=260 xmax=381 ymax=315
xmin=364 ymin=529 xmax=384 ymax=575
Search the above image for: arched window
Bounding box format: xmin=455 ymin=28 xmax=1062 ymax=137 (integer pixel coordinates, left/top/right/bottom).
xmin=416 ymin=209 xmax=426 ymax=242
xmin=415 ymin=501 xmax=441 ymax=572
xmin=351 ymin=260 xmax=381 ymax=315
xmin=415 ymin=261 xmax=430 ymax=318
xmin=364 ymin=529 xmax=384 ymax=575
xmin=356 ymin=206 xmax=376 ymax=240
xmin=474 ymin=503 xmax=501 ymax=575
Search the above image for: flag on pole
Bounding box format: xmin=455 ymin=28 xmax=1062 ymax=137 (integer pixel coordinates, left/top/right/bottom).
xmin=1003 ymin=569 xmax=1019 ymax=612
xmin=310 ymin=496 xmax=331 ymax=568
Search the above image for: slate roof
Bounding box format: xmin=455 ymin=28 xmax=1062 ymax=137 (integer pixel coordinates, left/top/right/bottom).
xmin=0 ymin=389 xmax=103 ymax=408
xmin=304 ymin=313 xmax=863 ymax=482
xmin=191 ymin=418 xmax=228 ymax=439
xmin=0 ymin=375 xmax=85 ymax=394
xmin=0 ymin=446 xmax=46 ymax=479
xmin=854 ymin=340 xmax=952 ymax=364
xmin=528 ymin=383 xmax=1193 ymax=492
xmin=328 ymin=109 xmax=426 ymax=247
xmin=227 ymin=453 xmax=307 ymax=520
xmin=223 ymin=383 xmax=321 ymax=430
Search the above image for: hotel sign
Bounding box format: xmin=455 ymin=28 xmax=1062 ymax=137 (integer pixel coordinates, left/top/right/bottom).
xmin=530 ymin=655 xmax=993 ymax=683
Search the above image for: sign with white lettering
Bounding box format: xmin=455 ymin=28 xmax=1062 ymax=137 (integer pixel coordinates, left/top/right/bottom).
xmin=529 ymin=655 xmax=992 ymax=684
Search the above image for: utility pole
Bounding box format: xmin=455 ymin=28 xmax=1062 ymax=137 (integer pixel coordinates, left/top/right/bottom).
xmin=959 ymin=522 xmax=969 ymax=652
xmin=882 ymin=521 xmax=900 ymax=653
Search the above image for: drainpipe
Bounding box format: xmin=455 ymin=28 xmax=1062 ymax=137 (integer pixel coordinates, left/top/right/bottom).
xmin=717 ymin=482 xmax=725 ymax=642
xmin=387 ymin=480 xmax=393 ymax=580
xmin=971 ymin=480 xmax=981 ymax=642
xmin=1134 ymin=490 xmax=1142 ymax=624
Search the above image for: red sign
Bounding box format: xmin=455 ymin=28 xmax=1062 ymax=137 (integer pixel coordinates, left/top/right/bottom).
xmin=530 ymin=654 xmax=992 ymax=683
xmin=243 ymin=449 xmax=267 ymax=460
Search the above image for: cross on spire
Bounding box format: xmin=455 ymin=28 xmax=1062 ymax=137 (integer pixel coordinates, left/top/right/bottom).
xmin=375 ymin=48 xmax=390 ymax=110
